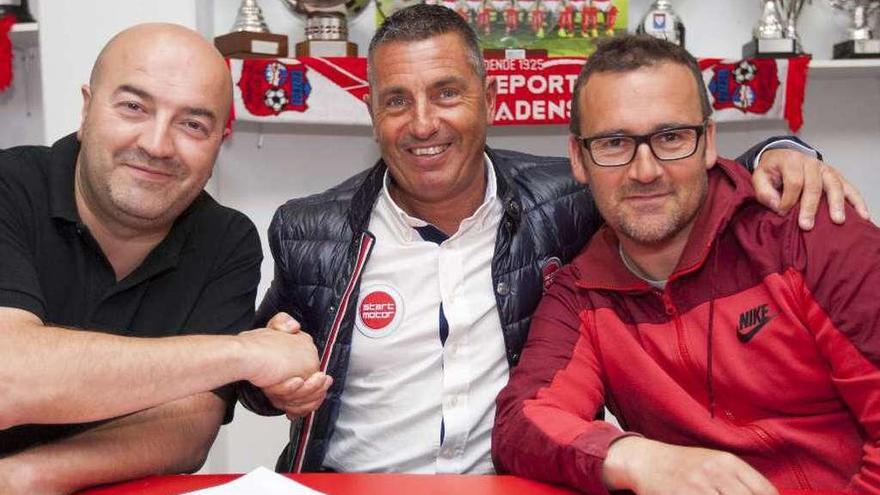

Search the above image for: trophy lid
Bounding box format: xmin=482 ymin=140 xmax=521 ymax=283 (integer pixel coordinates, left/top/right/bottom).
xmin=232 ymin=0 xmax=271 ymax=33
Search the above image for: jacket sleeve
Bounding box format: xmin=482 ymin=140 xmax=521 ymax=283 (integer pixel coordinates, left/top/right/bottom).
xmin=255 ymin=206 xmax=307 ymax=328
xmin=238 ymin=207 xmax=305 ymax=417
xmin=788 ymin=202 xmax=880 ymax=493
xmin=734 ymin=135 xmax=820 ymax=171
xmin=492 ymin=268 xmax=629 ymax=495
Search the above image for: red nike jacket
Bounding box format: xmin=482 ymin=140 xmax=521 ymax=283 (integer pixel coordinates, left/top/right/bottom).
xmin=493 ymin=158 xmax=880 ymax=494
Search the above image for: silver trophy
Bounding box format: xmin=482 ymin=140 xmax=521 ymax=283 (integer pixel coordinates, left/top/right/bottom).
xmin=232 ymin=0 xmax=271 ymax=32
xmin=743 ymin=0 xmax=811 ymax=57
xmin=215 ymin=0 xmax=289 ymax=57
xmin=636 ymin=1 xmax=686 ymax=47
xmin=280 ymin=0 xmax=368 ymax=57
xmin=828 ymin=0 xmax=880 ymax=57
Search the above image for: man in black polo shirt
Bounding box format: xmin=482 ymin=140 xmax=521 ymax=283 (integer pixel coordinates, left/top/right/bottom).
xmin=0 ymin=24 xmax=327 ymax=493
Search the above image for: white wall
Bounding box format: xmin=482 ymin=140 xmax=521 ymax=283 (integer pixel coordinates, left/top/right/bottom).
xmin=35 ymin=0 xmax=201 ymax=143
xmin=1 ymin=27 xmax=43 ymax=149
xmin=1 ymin=0 xmax=878 ymax=474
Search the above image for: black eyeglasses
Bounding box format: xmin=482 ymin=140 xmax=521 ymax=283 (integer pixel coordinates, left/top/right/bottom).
xmin=578 ymin=122 xmax=707 ymax=167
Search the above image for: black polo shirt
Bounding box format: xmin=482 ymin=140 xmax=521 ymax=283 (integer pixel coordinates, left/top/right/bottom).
xmin=0 ymin=133 xmax=262 ymax=455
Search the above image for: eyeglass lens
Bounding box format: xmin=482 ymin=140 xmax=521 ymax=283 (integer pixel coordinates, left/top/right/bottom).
xmin=590 ymin=128 xmax=699 ymax=167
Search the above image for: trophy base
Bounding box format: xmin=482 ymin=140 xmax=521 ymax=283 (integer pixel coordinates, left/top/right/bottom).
xmin=295 ymin=40 xmax=357 ymax=58
xmin=214 ymin=31 xmax=289 ymax=59
xmin=742 ymin=38 xmax=802 ymax=59
xmin=833 ymin=39 xmax=880 ymax=59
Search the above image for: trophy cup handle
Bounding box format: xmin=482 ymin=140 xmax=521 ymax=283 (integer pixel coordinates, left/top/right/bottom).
xmin=281 ymin=0 xmax=360 ymax=14
xmin=280 ymin=0 xmax=307 ymax=14
xmin=773 ymin=0 xmax=810 ymax=41
xmin=772 ymin=0 xmax=786 ymax=22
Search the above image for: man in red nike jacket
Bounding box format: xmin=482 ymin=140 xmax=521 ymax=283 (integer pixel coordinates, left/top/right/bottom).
xmin=493 ymin=35 xmax=880 ymax=495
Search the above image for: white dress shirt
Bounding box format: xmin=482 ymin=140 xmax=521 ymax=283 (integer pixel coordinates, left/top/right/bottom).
xmin=323 ymin=156 xmax=510 ymax=474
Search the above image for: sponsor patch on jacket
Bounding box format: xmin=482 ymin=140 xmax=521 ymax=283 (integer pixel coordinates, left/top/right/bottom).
xmin=541 ymin=257 xmax=562 ymax=292
xmin=355 ymin=284 xmax=404 ymax=339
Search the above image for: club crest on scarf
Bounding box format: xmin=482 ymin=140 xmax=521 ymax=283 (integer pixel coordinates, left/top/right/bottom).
xmin=708 ymin=59 xmax=780 ymax=115
xmin=237 ymin=59 xmax=311 ymax=116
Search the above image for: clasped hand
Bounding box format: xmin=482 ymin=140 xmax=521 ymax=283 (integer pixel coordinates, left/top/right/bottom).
xmin=239 ymin=313 xmax=333 ymax=419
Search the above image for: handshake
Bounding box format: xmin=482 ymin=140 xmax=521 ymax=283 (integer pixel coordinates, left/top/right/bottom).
xmin=237 ymin=313 xmax=333 ymax=419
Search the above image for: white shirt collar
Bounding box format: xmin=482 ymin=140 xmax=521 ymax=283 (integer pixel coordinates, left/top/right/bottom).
xmin=380 ymin=153 xmax=499 ymax=241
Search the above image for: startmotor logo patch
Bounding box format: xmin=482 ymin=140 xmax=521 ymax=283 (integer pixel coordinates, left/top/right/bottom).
xmin=355 ymin=284 xmax=404 ymax=338
xmin=361 ymin=292 xmax=396 ymax=329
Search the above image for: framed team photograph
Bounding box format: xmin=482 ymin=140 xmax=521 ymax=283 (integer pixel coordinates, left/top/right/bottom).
xmin=376 ymin=0 xmax=629 ymax=57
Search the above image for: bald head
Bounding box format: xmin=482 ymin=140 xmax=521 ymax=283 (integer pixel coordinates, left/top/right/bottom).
xmin=89 ymin=23 xmax=232 ymax=112
xmin=74 ymin=23 xmax=235 ymax=235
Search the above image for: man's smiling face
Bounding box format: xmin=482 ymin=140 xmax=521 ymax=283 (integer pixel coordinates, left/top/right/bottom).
xmin=367 ymin=31 xmax=496 ymax=209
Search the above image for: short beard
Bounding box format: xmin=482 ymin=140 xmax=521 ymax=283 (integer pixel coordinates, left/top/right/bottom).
xmin=77 ymin=141 xmax=189 ymax=231
xmin=617 ymin=208 xmax=689 ymax=245
xmin=612 ymin=174 xmax=707 ymax=246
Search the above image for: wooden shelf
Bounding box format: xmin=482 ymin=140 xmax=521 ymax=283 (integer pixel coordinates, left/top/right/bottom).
xmin=809 ymin=58 xmax=880 ymax=78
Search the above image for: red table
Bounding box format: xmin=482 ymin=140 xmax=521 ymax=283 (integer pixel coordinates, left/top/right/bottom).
xmin=77 ymin=473 xmax=845 ymax=495
xmin=79 ymin=473 xmax=578 ymax=495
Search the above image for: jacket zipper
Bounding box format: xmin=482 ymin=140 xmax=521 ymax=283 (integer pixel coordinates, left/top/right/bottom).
xmin=726 ymin=409 xmax=812 ymax=491
xmin=747 ymin=423 xmax=812 ymax=491
xmin=660 ymin=291 xmax=701 ymax=393
xmin=292 ymin=232 xmax=375 ymax=473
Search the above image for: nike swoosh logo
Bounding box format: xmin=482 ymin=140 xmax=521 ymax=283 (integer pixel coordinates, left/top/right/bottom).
xmin=737 ymin=314 xmax=777 ymax=343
